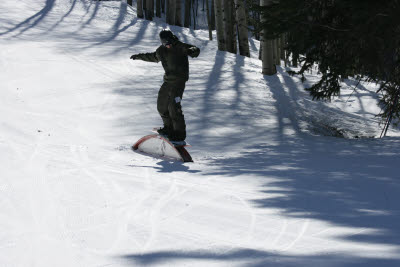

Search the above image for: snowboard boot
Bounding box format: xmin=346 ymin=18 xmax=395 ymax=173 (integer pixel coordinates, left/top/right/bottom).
xmin=157 ymin=126 xmax=172 ymax=137
xmin=167 ymin=132 xmax=185 ymax=142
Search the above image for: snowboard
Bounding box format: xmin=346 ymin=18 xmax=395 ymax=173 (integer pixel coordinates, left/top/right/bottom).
xmin=133 ymin=133 xmax=193 ymax=162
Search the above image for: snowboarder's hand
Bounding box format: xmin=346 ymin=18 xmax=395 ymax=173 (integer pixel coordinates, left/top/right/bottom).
xmin=130 ymin=54 xmax=139 ymax=60
xmin=187 ymin=47 xmax=200 ymax=58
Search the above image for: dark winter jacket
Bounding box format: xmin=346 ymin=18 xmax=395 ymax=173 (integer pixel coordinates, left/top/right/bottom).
xmin=134 ymin=36 xmax=200 ymax=82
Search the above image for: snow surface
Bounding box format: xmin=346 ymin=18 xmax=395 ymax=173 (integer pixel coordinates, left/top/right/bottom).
xmin=1 ymin=0 xmax=400 ymax=266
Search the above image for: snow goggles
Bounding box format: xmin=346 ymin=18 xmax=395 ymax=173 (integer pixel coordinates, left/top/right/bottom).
xmin=161 ymin=38 xmax=172 ymax=47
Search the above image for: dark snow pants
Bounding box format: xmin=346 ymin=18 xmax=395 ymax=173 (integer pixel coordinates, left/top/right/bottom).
xmin=157 ymin=81 xmax=186 ymax=140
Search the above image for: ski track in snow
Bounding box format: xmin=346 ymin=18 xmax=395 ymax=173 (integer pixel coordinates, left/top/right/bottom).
xmin=1 ymin=0 xmax=400 ymax=266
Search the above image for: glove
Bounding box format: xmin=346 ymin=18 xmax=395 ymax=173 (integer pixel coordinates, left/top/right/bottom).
xmin=130 ymin=54 xmax=139 ymax=60
xmin=187 ymin=47 xmax=200 ymax=57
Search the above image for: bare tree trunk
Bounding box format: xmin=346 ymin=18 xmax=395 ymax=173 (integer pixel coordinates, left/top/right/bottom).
xmin=280 ymin=33 xmax=288 ymax=67
xmin=273 ymin=38 xmax=280 ymax=65
xmin=233 ymin=8 xmax=238 ymax=54
xmin=167 ymin=0 xmax=176 ymax=25
xmin=234 ymin=0 xmax=250 ymax=57
xmin=137 ymin=0 xmax=144 ymax=18
xmin=161 ymin=0 xmax=165 ymax=13
xmin=206 ymin=0 xmax=212 ymax=40
xmin=223 ymin=0 xmax=236 ymax=53
xmin=143 ymin=0 xmax=152 ymax=20
xmin=210 ymin=0 xmax=215 ymax=30
xmin=166 ymin=0 xmax=169 ymax=19
xmin=280 ymin=34 xmax=285 ymax=60
xmin=277 ymin=38 xmax=282 ymax=65
xmin=143 ymin=0 xmax=147 ymax=19
xmin=251 ymin=0 xmax=260 ymax=41
xmin=176 ymin=0 xmax=182 ymax=26
xmin=156 ymin=0 xmax=161 ymax=17
xmin=192 ymin=0 xmax=197 ymax=29
xmin=260 ymin=0 xmax=276 ymax=75
xmin=195 ymin=0 xmax=199 ymax=19
xmin=147 ymin=0 xmax=154 ymax=20
xmin=184 ymin=0 xmax=191 ymax=28
xmin=214 ymin=0 xmax=225 ymax=51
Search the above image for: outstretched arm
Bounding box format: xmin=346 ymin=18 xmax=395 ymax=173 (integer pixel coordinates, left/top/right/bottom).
xmin=130 ymin=49 xmax=161 ymax=62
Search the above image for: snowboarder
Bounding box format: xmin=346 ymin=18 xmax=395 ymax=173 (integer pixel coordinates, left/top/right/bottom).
xmin=130 ymin=29 xmax=200 ymax=142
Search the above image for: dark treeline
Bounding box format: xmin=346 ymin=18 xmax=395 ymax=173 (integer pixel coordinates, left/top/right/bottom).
xmin=130 ymin=0 xmax=253 ymax=57
xmin=256 ymin=0 xmax=400 ymax=133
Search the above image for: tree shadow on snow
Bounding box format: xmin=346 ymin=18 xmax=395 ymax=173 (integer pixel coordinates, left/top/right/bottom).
xmin=0 ymin=0 xmax=56 ymax=37
xmin=117 ymin=58 xmax=399 ymax=264
xmin=187 ymin=51 xmax=273 ymax=151
xmin=119 ymin=248 xmax=400 ymax=266
xmin=193 ymin=70 xmax=400 ymax=265
xmin=198 ymin=135 xmax=400 ymax=265
xmin=341 ymin=79 xmax=382 ymax=118
xmin=0 ymin=0 xmax=141 ymax=51
xmin=273 ymin=68 xmax=380 ymax=137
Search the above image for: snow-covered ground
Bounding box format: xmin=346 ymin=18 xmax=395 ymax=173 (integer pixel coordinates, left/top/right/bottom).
xmin=1 ymin=0 xmax=400 ymax=266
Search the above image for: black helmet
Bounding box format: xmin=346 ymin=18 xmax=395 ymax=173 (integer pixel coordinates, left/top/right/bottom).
xmin=159 ymin=29 xmax=174 ymax=46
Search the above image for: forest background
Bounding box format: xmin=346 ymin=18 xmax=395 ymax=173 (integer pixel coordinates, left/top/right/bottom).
xmin=127 ymin=0 xmax=400 ymax=136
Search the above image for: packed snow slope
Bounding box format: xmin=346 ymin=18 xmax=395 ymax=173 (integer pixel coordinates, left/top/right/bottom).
xmin=1 ymin=1 xmax=400 ymax=266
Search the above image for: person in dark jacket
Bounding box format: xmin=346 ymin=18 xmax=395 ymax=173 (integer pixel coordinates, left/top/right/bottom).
xmin=130 ymin=30 xmax=200 ymax=142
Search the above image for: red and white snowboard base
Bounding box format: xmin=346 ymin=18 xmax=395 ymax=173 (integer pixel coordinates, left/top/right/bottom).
xmin=132 ymin=134 xmax=193 ymax=162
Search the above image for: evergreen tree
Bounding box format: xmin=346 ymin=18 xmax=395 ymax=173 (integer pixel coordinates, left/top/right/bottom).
xmin=257 ymin=0 xmax=400 ymax=126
